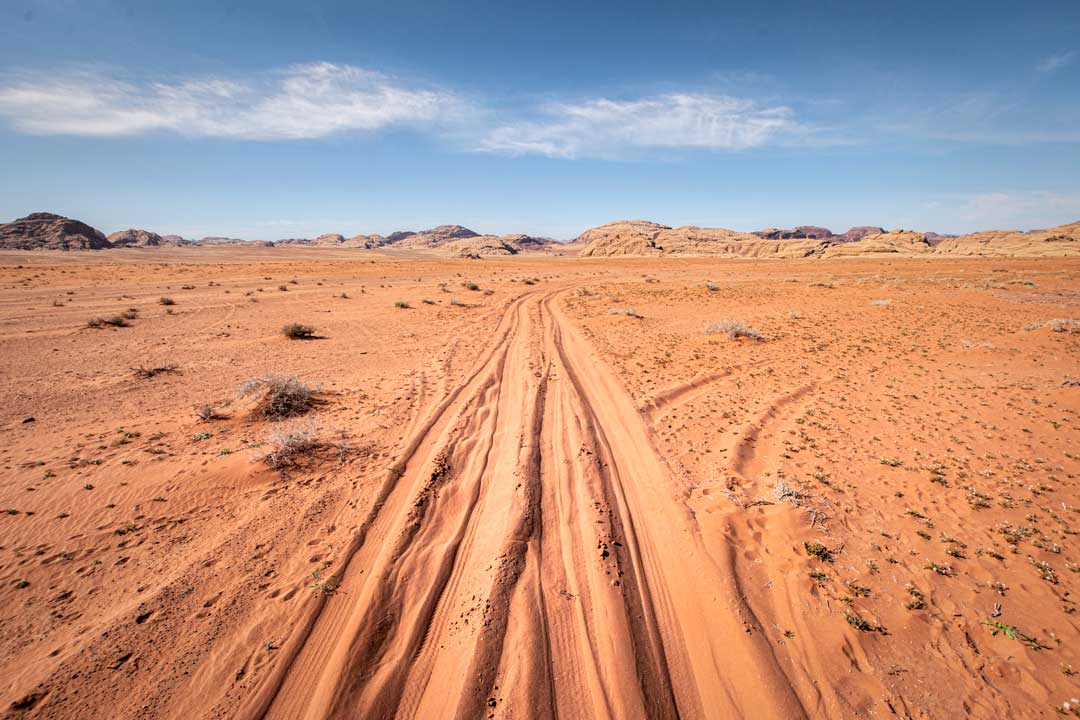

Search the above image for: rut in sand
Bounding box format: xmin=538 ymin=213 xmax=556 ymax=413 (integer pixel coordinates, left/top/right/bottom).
xmin=249 ymin=289 xmax=808 ymax=720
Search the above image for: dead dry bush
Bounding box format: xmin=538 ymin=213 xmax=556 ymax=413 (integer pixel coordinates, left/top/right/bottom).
xmin=705 ymin=319 xmax=767 ymax=341
xmin=259 ymin=421 xmax=321 ymax=470
xmin=237 ymin=375 xmax=317 ymax=419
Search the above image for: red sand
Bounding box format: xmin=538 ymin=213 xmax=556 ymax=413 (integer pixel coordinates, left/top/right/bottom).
xmin=1 ymin=248 xmax=1079 ymax=719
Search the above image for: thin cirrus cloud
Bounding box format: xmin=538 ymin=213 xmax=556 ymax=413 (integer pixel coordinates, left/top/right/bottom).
xmin=1036 ymin=50 xmax=1076 ymax=74
xmin=478 ymin=94 xmax=806 ymax=159
xmin=0 ymin=62 xmax=469 ymax=139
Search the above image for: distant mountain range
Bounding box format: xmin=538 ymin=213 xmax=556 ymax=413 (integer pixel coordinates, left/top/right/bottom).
xmin=1 ymin=212 xmax=1077 ymax=257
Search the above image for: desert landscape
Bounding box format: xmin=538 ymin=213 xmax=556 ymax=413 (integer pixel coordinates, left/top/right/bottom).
xmin=1 ymin=211 xmax=1079 ymax=718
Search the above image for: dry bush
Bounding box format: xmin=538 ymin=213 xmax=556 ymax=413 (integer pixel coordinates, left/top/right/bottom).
xmin=196 ymin=404 xmax=222 ymax=421
xmin=1025 ymin=319 xmax=1079 ymax=333
xmin=237 ymin=375 xmax=317 ymax=419
xmin=705 ymin=319 xmax=767 ymax=341
xmin=260 ymin=421 xmax=320 ymax=470
xmin=159 ymin=297 xmax=175 ymax=306
xmin=281 ymin=323 xmax=316 ymax=339
xmin=608 ymin=308 xmax=642 ymax=318
xmin=870 ymin=299 xmax=892 ymax=306
xmin=132 ymin=364 xmax=179 ymax=378
xmin=395 ymin=300 xmax=411 ymax=309
xmin=86 ymin=315 xmax=129 ymax=328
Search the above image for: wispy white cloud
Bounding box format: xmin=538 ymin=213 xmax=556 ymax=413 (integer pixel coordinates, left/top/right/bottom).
xmin=478 ymin=93 xmax=811 ymax=158
xmin=0 ymin=63 xmax=468 ymax=139
xmin=929 ymin=190 xmax=1080 ymax=232
xmin=1037 ymin=50 xmax=1076 ymax=74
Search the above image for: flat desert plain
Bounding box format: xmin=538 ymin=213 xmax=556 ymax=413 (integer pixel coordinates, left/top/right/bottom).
xmin=1 ymin=248 xmax=1079 ymax=719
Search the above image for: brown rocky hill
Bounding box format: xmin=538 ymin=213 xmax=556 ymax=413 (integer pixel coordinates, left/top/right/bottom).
xmin=387 ymin=225 xmax=479 ymax=248
xmin=444 ymin=235 xmax=522 ymax=258
xmin=752 ymin=225 xmax=833 ymax=240
xmin=933 ymin=220 xmax=1080 ymax=257
xmin=0 ymin=212 xmax=110 ymax=250
xmin=835 ymin=226 xmax=886 ymax=243
xmin=822 ymin=230 xmax=933 ymax=257
xmin=107 ymin=229 xmax=190 ymax=247
xmin=578 ymin=220 xmax=826 ymax=258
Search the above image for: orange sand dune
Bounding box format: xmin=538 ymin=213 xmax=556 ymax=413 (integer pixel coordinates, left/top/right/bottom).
xmin=1 ymin=248 xmax=1079 ymax=719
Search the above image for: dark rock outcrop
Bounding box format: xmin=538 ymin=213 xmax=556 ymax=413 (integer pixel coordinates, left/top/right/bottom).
xmin=752 ymin=225 xmax=833 ymax=240
xmin=0 ymin=212 xmax=110 ymax=250
xmin=107 ymin=229 xmax=189 ymax=247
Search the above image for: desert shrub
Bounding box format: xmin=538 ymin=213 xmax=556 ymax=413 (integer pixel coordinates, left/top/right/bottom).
xmin=86 ymin=315 xmax=129 ymax=328
xmin=159 ymin=297 xmax=175 ymax=306
xmin=463 ymin=281 xmax=480 ymax=291
xmin=395 ymin=300 xmax=411 ymax=309
xmin=1025 ymin=318 xmax=1079 ymax=333
xmin=421 ymin=298 xmax=435 ymax=305
xmin=705 ymin=319 xmax=766 ymax=341
xmin=196 ymin=404 xmax=221 ymax=422
xmin=608 ymin=308 xmax=641 ymax=318
xmin=132 ymin=364 xmax=179 ymax=378
xmin=260 ymin=421 xmax=320 ymax=469
xmin=121 ymin=308 xmax=139 ymax=320
xmin=281 ymin=323 xmax=316 ymax=339
xmin=804 ymin=541 xmax=834 ymax=562
xmin=278 ymin=284 xmax=288 ymax=291
xmin=449 ymin=297 xmax=465 ymax=307
xmin=871 ymin=299 xmax=892 ymax=306
xmin=237 ymin=375 xmax=316 ymax=419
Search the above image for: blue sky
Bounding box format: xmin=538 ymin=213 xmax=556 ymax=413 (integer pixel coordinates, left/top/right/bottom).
xmin=0 ymin=0 xmax=1077 ymax=240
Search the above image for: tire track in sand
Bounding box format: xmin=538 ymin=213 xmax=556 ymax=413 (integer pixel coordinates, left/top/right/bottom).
xmin=250 ymin=288 xmax=809 ymax=720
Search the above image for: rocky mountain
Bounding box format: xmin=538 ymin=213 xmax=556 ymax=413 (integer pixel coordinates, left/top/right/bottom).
xmin=107 ymin=229 xmax=190 ymax=247
xmin=821 ymin=230 xmax=933 ymax=257
xmin=752 ymin=225 xmax=833 ymax=241
xmin=0 ymin=212 xmax=110 ymax=250
xmin=933 ymin=220 xmax=1080 ymax=256
xmin=444 ymin=235 xmax=522 ymax=258
xmin=578 ymin=221 xmax=823 ymax=258
xmin=386 ymin=225 xmax=480 ymax=249
xmin=195 ymin=237 xmax=275 ymax=247
xmin=835 ymin=226 xmax=886 ymax=244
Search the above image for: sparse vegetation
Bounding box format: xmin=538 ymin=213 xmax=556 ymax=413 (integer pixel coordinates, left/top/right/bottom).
xmin=1024 ymin=318 xmax=1079 ymax=333
xmin=705 ymin=319 xmax=766 ymax=341
xmin=395 ymin=300 xmax=411 ymax=309
xmin=86 ymin=315 xmax=129 ymax=328
xmin=132 ymin=364 xmax=179 ymax=378
xmin=159 ymin=297 xmax=175 ymax=306
xmin=804 ymin=541 xmax=834 ymax=563
xmin=608 ymin=308 xmax=641 ymax=318
xmin=237 ymin=375 xmax=317 ymax=419
xmin=281 ymin=323 xmax=316 ymax=339
xmin=260 ymin=421 xmax=320 ymax=470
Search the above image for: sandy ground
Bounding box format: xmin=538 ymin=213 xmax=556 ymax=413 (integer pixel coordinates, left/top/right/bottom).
xmin=1 ymin=248 xmax=1079 ymax=719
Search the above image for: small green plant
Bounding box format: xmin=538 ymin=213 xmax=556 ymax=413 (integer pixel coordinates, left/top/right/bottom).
xmin=844 ymin=611 xmax=885 ymax=633
xmin=804 ymin=541 xmax=834 ymax=563
xmin=925 ymin=561 xmax=953 ymax=576
xmin=904 ymin=585 xmax=926 ymax=610
xmin=192 ymin=431 xmax=211 ymax=441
